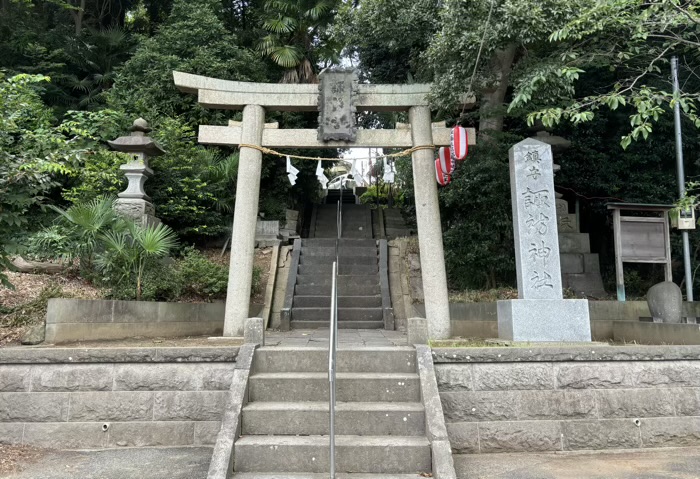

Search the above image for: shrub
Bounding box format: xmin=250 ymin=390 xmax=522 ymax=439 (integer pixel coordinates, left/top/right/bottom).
xmin=177 ymin=247 xmax=228 ymax=300
xmin=107 ymin=259 xmax=181 ymax=302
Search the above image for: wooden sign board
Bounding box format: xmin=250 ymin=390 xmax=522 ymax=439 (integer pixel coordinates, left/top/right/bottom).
xmin=608 ymin=203 xmax=673 ymax=301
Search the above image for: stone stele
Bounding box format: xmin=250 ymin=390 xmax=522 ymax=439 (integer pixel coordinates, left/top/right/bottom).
xmin=497 ymin=138 xmax=591 ymax=342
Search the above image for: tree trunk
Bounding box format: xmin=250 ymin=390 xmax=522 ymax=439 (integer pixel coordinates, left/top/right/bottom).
xmin=11 ymin=257 xmax=67 ymax=274
xmin=478 ymin=43 xmax=518 ymax=134
xmin=70 ymin=0 xmax=86 ymax=36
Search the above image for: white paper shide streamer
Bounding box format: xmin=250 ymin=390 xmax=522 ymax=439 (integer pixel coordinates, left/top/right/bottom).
xmin=351 ymin=160 xmax=366 ymax=187
xmin=316 ymin=160 xmax=329 ymax=189
xmin=382 ymin=157 xmax=396 ymax=184
xmin=286 ymin=156 xmax=299 ymax=185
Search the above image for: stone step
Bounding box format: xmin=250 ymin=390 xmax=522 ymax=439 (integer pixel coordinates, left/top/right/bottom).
xmin=248 ymin=372 xmax=420 ymax=402
xmin=301 ymin=247 xmax=377 ymax=257
xmin=302 ymin=239 xmax=377 ymax=248
xmin=233 ymin=435 xmax=431 ymax=474
xmin=295 ymin=283 xmax=381 ymax=296
xmin=253 ymin=347 xmax=416 ymax=373
xmin=298 ymin=264 xmax=378 ymax=276
xmin=296 ymin=275 xmax=379 ymax=287
xmin=291 ymin=320 xmax=384 ymax=329
xmin=300 ymin=255 xmax=377 ymax=266
xmin=234 ymin=473 xmax=424 ymax=479
xmin=241 ymin=401 xmax=425 ymax=436
xmin=291 ymin=307 xmax=383 ymax=322
xmin=293 ymin=295 xmax=382 ymax=308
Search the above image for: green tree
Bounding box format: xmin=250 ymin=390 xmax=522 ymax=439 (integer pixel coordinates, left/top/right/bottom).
xmin=256 ymin=0 xmax=341 ymax=83
xmin=109 ymin=0 xmax=265 ymax=123
xmin=424 ymin=0 xmax=579 ymax=132
xmin=512 ymin=0 xmax=700 ymax=147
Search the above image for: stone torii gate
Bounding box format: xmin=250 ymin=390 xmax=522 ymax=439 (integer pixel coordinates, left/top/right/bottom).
xmin=173 ymin=70 xmax=475 ymax=339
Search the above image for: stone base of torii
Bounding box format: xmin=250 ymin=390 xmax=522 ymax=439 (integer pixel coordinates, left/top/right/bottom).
xmin=173 ymin=70 xmax=476 ymax=339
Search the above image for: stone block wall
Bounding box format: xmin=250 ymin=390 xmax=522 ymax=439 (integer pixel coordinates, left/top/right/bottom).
xmin=45 ymin=299 xmax=263 ymax=344
xmin=433 ymin=346 xmax=700 ymax=454
xmin=0 ymin=347 xmax=238 ymax=449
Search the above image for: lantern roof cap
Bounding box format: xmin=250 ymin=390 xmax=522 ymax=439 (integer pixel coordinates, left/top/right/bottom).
xmin=108 ymin=118 xmax=165 ymax=156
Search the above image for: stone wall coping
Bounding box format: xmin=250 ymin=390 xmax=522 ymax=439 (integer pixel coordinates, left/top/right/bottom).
xmin=0 ymin=347 xmax=239 ymax=364
xmin=432 ymin=345 xmax=700 ymax=363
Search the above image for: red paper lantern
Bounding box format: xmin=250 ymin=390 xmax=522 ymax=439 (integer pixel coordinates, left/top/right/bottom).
xmin=438 ymin=147 xmax=454 ymax=175
xmin=451 ymin=126 xmax=468 ymax=160
xmin=435 ymin=159 xmax=450 ymax=186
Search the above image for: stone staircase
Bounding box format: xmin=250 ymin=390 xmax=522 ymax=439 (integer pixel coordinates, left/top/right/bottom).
xmin=312 ymin=203 xmax=373 ymax=239
xmin=383 ymin=208 xmax=413 ymax=239
xmin=287 ymin=197 xmax=387 ymax=330
xmin=233 ymin=347 xmax=431 ymax=477
xmin=291 ymin=238 xmax=384 ymax=329
xmin=556 ymin=196 xmax=606 ymax=297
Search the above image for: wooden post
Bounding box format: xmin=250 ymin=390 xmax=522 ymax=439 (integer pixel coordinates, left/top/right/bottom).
xmin=613 ymin=208 xmax=625 ymax=301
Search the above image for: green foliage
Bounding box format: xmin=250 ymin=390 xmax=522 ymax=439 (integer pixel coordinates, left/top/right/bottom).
xmin=424 ymin=0 xmax=578 ymax=112
xmin=359 ymin=184 xmax=404 ymax=207
xmin=48 ymin=195 xmax=121 ymax=267
xmin=514 ymin=0 xmax=700 ymax=146
xmin=336 ymin=0 xmax=438 ymax=83
xmin=106 ymin=259 xmax=181 ymax=301
xmin=440 ymin=133 xmax=521 ymax=289
xmin=25 ymin=225 xmax=74 ymax=262
xmin=146 ymin=118 xmax=233 ymax=239
xmin=96 ymin=220 xmax=179 ymax=300
xmin=177 ymin=247 xmax=228 ymax=299
xmin=257 ymin=0 xmax=340 ymax=83
xmin=108 ymin=0 xmax=265 ymax=122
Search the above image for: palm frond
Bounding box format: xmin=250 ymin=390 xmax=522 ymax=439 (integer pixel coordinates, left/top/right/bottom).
xmin=263 ymin=16 xmax=297 ymax=33
xmin=270 ymin=45 xmax=303 ymax=68
xmin=136 ymin=223 xmax=178 ymax=257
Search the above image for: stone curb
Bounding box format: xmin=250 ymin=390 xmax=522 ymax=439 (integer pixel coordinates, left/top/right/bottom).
xmin=432 ymin=345 xmax=700 ymax=363
xmin=0 ymin=347 xmax=240 ymax=364
xmin=207 ymin=343 xmax=257 ymax=479
xmin=415 ymin=344 xmax=456 ymax=479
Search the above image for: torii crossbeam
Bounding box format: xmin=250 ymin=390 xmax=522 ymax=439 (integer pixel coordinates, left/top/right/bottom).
xmin=174 ymin=70 xmax=476 ymax=339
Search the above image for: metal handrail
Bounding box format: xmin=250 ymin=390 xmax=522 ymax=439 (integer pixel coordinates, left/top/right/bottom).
xmin=328 ymin=261 xmax=338 ymax=479
xmin=328 ymin=186 xmax=342 ymax=479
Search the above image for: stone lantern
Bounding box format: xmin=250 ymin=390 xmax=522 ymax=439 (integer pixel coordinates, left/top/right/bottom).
xmin=108 ymin=118 xmax=165 ymax=226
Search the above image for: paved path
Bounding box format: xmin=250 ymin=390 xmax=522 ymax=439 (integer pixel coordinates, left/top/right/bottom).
xmin=1 ymin=446 xmax=211 ymax=479
xmin=265 ymin=328 xmax=406 ymax=347
xmin=455 ymin=447 xmax=700 ymax=479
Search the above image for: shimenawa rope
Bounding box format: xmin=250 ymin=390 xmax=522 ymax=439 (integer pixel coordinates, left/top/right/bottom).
xmin=238 ymin=143 xmax=436 ymax=161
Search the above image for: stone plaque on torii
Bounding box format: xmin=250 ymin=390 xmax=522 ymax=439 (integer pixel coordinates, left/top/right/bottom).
xmin=173 ymin=69 xmax=476 ymax=338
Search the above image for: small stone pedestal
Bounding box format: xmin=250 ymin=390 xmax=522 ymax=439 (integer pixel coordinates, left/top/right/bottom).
xmin=498 ymin=138 xmax=591 ymax=342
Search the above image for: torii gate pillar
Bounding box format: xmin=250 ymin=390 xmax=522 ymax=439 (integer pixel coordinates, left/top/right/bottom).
xmin=224 ymin=104 xmax=265 ymax=336
xmin=410 ymin=106 xmax=451 ymax=339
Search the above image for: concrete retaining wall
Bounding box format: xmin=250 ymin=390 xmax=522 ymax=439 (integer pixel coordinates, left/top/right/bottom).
xmin=0 ymin=347 xmax=238 ymax=449
xmin=433 ymin=345 xmax=700 ymax=454
xmin=45 ymin=299 xmax=263 ymax=344
xmin=431 ymin=301 xmax=700 ymax=341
